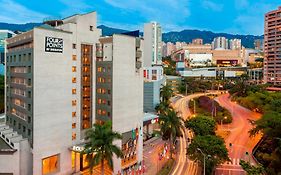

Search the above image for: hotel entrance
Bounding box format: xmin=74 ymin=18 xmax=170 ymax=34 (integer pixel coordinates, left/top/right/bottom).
xmin=71 ymin=145 xmax=113 ymax=175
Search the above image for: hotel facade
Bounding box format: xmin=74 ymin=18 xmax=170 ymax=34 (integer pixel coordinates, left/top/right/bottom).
xmin=0 ymin=11 xmax=144 ymax=175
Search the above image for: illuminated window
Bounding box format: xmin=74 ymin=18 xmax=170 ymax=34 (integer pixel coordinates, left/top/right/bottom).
xmin=72 ymin=112 xmax=76 ymax=117
xmin=72 ymin=77 xmax=76 ymax=83
xmin=102 ymin=110 xmax=106 ymax=115
xmin=71 ymin=152 xmax=76 ymax=169
xmin=97 ymin=67 xmax=102 ymax=72
xmin=72 ymin=88 xmax=76 ymax=94
xmin=98 ymin=109 xmax=102 ymax=115
xmin=97 ymin=88 xmax=102 ymax=94
xmin=72 ymin=66 xmax=76 ymax=72
xmin=72 ymin=133 xmax=76 ymax=140
xmin=72 ymin=123 xmax=76 ymax=129
xmin=42 ymin=154 xmax=59 ymax=175
xmin=72 ymin=55 xmax=77 ymax=61
xmin=72 ymin=100 xmax=77 ymax=106
xmin=98 ymin=99 xmax=102 ymax=104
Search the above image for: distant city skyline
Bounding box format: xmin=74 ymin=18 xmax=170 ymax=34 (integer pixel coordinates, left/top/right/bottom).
xmin=0 ymin=0 xmax=280 ymax=35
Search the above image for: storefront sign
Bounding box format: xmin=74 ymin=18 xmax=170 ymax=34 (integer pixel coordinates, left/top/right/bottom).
xmin=45 ymin=36 xmax=63 ymax=53
xmin=72 ymin=146 xmax=84 ymax=152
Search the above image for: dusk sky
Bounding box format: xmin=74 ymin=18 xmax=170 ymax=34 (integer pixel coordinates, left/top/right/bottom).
xmin=0 ymin=0 xmax=280 ymax=35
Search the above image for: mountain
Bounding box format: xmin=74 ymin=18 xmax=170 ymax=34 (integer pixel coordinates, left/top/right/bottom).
xmin=0 ymin=22 xmax=42 ymax=32
xmin=0 ymin=22 xmax=262 ymax=48
xmin=162 ymin=29 xmax=263 ymax=48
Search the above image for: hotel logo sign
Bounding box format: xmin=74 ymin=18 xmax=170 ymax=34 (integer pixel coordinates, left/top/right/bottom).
xmin=45 ymin=37 xmax=63 ymax=53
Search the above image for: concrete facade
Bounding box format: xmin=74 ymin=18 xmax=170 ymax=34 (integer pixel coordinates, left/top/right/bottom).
xmin=143 ymin=22 xmax=162 ymax=67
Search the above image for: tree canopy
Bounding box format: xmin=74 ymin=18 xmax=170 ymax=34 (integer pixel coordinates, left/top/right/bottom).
xmin=185 ymin=115 xmax=216 ymax=136
xmin=187 ymin=135 xmax=230 ymax=175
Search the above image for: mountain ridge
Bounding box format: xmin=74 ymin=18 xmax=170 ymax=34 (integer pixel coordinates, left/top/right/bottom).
xmin=0 ymin=22 xmax=263 ymax=48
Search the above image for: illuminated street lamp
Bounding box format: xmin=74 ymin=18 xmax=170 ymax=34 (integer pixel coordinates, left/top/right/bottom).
xmin=197 ymin=148 xmax=211 ymax=175
xmin=220 ymin=116 xmax=227 ymax=128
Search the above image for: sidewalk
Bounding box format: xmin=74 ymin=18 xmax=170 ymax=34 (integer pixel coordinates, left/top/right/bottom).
xmin=143 ymin=137 xmax=170 ymax=175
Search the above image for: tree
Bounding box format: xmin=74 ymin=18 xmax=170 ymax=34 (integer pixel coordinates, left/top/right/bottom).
xmin=250 ymin=112 xmax=281 ymax=138
xmin=159 ymin=109 xmax=184 ymax=158
xmin=187 ymin=135 xmax=230 ymax=175
xmin=83 ymin=122 xmax=123 ymax=175
xmin=185 ymin=115 xmax=216 ymax=136
xmin=239 ymin=160 xmax=265 ymax=175
xmin=160 ymin=84 xmax=174 ymax=103
xmin=155 ymin=100 xmax=171 ymax=115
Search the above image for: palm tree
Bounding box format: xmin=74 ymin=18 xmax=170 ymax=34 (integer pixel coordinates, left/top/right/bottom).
xmin=160 ymin=84 xmax=174 ymax=103
xmin=155 ymin=100 xmax=172 ymax=115
xmin=83 ymin=121 xmax=123 ymax=175
xmin=159 ymin=109 xmax=184 ymax=158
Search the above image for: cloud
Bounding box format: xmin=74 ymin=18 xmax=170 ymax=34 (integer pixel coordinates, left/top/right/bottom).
xmin=104 ymin=0 xmax=190 ymax=32
xmin=202 ymin=0 xmax=223 ymax=12
xmin=0 ymin=0 xmax=47 ymax=23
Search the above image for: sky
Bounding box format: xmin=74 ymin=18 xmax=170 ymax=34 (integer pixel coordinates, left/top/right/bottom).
xmin=0 ymin=0 xmax=280 ymax=35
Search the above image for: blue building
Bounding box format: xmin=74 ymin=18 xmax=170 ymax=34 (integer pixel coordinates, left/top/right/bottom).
xmin=0 ymin=30 xmax=15 ymax=75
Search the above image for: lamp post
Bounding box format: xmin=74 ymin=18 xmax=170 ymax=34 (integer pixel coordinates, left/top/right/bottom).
xmin=220 ymin=116 xmax=227 ymax=128
xmin=191 ymin=99 xmax=196 ymax=115
xmin=197 ymin=148 xmax=206 ymax=175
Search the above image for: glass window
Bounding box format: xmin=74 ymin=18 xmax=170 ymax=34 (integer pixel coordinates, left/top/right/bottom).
xmin=72 ymin=66 xmax=76 ymax=72
xmin=72 ymin=44 xmax=76 ymax=49
xmin=90 ymin=26 xmax=93 ymax=31
xmin=72 ymin=112 xmax=76 ymax=117
xmin=72 ymin=133 xmax=76 ymax=140
xmin=72 ymin=123 xmax=76 ymax=129
xmin=72 ymin=77 xmax=76 ymax=83
xmin=72 ymin=88 xmax=76 ymax=94
xmin=42 ymin=154 xmax=59 ymax=175
xmin=72 ymin=100 xmax=77 ymax=106
xmin=72 ymin=55 xmax=77 ymax=61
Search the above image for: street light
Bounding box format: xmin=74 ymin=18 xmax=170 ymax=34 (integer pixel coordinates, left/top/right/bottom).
xmin=220 ymin=116 xmax=227 ymax=128
xmin=197 ymin=148 xmax=206 ymax=175
xmin=190 ymin=99 xmax=196 ymax=115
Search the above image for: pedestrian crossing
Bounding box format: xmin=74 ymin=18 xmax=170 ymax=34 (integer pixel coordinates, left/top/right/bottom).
xmin=222 ymin=158 xmax=242 ymax=166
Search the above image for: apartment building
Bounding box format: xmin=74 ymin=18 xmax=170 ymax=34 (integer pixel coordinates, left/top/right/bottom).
xmin=143 ymin=22 xmax=162 ymax=67
xmin=212 ymin=37 xmax=228 ymax=50
xmin=0 ymin=11 xmax=144 ymax=175
xmin=264 ymin=6 xmax=281 ymax=85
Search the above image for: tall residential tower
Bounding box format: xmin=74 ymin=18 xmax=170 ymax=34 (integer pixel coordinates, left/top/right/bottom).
xmin=264 ymin=6 xmax=281 ymax=85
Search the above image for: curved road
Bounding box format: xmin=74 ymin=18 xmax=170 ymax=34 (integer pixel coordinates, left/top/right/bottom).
xmin=171 ymin=92 xmax=221 ymax=175
xmin=215 ymin=94 xmax=262 ymax=175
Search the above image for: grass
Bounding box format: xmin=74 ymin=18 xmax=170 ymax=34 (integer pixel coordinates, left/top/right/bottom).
xmin=156 ymin=159 xmax=175 ymax=175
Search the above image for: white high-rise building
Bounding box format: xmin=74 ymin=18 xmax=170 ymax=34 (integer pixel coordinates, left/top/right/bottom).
xmin=212 ymin=37 xmax=229 ymax=50
xmin=143 ymin=22 xmax=162 ymax=67
xmin=229 ymin=39 xmax=242 ymax=50
xmin=0 ymin=11 xmax=144 ymax=175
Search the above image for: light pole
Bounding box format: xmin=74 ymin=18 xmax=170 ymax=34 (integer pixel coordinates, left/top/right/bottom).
xmin=197 ymin=148 xmax=206 ymax=175
xmin=220 ymin=116 xmax=227 ymax=129
xmin=191 ymin=99 xmax=196 ymax=115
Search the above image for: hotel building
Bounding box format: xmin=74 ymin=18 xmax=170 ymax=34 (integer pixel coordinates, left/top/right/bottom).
xmin=264 ymin=6 xmax=281 ymax=85
xmin=0 ymin=11 xmax=144 ymax=175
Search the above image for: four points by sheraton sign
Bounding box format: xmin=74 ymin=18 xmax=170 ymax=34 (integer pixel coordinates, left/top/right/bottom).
xmin=45 ymin=36 xmax=63 ymax=53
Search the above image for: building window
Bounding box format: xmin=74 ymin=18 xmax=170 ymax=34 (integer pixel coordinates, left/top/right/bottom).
xmin=72 ymin=55 xmax=77 ymax=61
xmin=108 ymin=112 xmax=111 ymax=117
xmin=72 ymin=112 xmax=76 ymax=118
xmin=72 ymin=44 xmax=76 ymax=49
xmin=97 ymin=67 xmax=102 ymax=72
xmin=107 ymin=101 xmax=111 ymax=106
xmin=72 ymin=88 xmax=76 ymax=94
xmin=72 ymin=133 xmax=76 ymax=140
xmin=72 ymin=66 xmax=76 ymax=72
xmin=98 ymin=98 xmax=102 ymax=104
xmin=72 ymin=123 xmax=76 ymax=129
xmin=90 ymin=26 xmax=93 ymax=31
xmin=72 ymin=77 xmax=76 ymax=83
xmin=108 ymin=90 xmax=111 ymax=94
xmin=98 ymin=109 xmax=102 ymax=115
xmin=23 ymin=126 xmax=26 ymax=133
xmin=72 ymin=100 xmax=77 ymax=106
xmin=42 ymin=154 xmax=60 ymax=175
xmin=28 ymin=116 xmax=31 ymax=123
